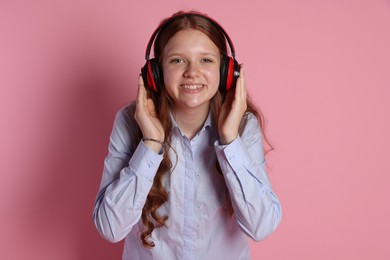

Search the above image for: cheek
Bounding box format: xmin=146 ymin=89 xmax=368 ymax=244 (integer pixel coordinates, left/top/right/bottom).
xmin=205 ymin=68 xmax=221 ymax=85
xmin=162 ymin=63 xmax=181 ymax=79
xmin=162 ymin=68 xmax=179 ymax=96
xmin=162 ymin=67 xmax=175 ymax=86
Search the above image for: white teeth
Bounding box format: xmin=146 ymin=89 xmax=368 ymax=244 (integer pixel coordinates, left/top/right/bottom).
xmin=181 ymin=84 xmax=203 ymax=90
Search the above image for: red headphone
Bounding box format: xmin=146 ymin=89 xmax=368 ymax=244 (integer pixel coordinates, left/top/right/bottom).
xmin=141 ymin=12 xmax=240 ymax=93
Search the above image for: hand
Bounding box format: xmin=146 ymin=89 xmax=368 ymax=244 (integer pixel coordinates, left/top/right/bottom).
xmin=218 ymin=65 xmax=247 ymax=144
xmin=134 ymin=75 xmax=165 ymax=152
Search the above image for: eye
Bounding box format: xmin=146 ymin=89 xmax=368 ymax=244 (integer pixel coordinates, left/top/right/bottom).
xmin=201 ymin=58 xmax=213 ymax=63
xmin=169 ymin=58 xmax=184 ymax=64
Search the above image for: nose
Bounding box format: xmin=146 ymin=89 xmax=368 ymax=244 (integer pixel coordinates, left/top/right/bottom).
xmin=183 ymin=62 xmax=200 ymax=78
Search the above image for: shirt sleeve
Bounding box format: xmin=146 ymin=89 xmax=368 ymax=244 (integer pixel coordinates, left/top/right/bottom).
xmin=93 ymin=104 xmax=164 ymax=243
xmin=214 ymin=113 xmax=282 ymax=241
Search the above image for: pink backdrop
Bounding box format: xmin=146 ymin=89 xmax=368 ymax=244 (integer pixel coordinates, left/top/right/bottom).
xmin=1 ymin=0 xmax=389 ymax=259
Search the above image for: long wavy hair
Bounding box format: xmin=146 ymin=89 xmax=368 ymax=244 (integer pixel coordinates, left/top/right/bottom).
xmin=137 ymin=11 xmax=273 ymax=248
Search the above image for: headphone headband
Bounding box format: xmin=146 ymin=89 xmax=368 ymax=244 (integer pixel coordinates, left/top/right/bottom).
xmin=144 ymin=11 xmax=236 ymax=60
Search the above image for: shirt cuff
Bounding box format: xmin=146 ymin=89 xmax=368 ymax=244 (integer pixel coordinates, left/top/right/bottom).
xmin=128 ymin=141 xmax=164 ymax=181
xmin=215 ymin=136 xmax=252 ymax=172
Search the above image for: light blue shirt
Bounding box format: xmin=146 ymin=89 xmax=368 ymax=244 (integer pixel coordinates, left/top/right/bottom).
xmin=93 ymin=103 xmax=282 ymax=260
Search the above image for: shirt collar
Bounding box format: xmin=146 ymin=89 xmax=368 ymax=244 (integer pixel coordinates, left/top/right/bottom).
xmin=169 ymin=110 xmax=216 ymax=135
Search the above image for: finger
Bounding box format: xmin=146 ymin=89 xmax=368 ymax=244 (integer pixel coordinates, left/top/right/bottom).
xmin=147 ymin=98 xmax=157 ymax=117
xmin=238 ymin=65 xmax=246 ymax=99
xmin=136 ymin=75 xmax=149 ymax=122
xmin=233 ymin=72 xmax=243 ymax=104
xmin=138 ymin=74 xmax=146 ymax=94
xmin=138 ymin=75 xmax=158 ymax=117
xmin=137 ymin=74 xmax=147 ymax=104
xmin=236 ymin=65 xmax=247 ymax=107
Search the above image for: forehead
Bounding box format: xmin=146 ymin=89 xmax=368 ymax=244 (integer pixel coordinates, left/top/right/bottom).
xmin=162 ymin=29 xmax=220 ymax=55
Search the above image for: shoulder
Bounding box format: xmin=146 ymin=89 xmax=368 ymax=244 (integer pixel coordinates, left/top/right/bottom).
xmin=239 ymin=112 xmax=263 ymax=147
xmin=241 ymin=112 xmax=260 ymax=131
xmin=116 ymin=101 xmax=136 ymax=119
xmin=110 ymin=101 xmax=140 ymax=152
xmin=113 ymin=101 xmax=137 ymax=127
xmin=111 ymin=101 xmax=139 ymax=136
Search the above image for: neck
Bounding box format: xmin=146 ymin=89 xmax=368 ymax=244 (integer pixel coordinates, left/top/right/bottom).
xmin=173 ymin=104 xmax=210 ymax=140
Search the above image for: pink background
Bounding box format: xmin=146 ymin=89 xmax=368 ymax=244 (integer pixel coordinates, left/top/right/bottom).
xmin=1 ymin=0 xmax=389 ymax=259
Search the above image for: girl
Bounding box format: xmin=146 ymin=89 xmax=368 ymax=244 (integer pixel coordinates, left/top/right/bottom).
xmin=93 ymin=11 xmax=282 ymax=260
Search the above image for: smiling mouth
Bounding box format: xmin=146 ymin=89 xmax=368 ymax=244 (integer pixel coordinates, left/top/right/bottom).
xmin=181 ymin=84 xmax=204 ymax=90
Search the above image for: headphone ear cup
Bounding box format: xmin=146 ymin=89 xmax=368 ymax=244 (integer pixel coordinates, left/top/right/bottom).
xmin=219 ymin=56 xmax=228 ymax=92
xmin=141 ymin=58 xmax=163 ymax=92
xmin=219 ymin=56 xmax=240 ymax=92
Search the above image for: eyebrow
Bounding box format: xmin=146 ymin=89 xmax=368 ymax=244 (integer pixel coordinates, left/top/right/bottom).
xmin=164 ymin=52 xmax=220 ymax=58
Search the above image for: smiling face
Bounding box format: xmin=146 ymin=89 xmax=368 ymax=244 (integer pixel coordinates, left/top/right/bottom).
xmin=161 ymin=29 xmax=221 ymax=113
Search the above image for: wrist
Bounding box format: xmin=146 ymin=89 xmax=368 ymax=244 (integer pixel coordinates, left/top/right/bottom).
xmin=142 ymin=137 xmax=165 ymax=154
xmin=220 ymin=134 xmax=238 ymax=145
